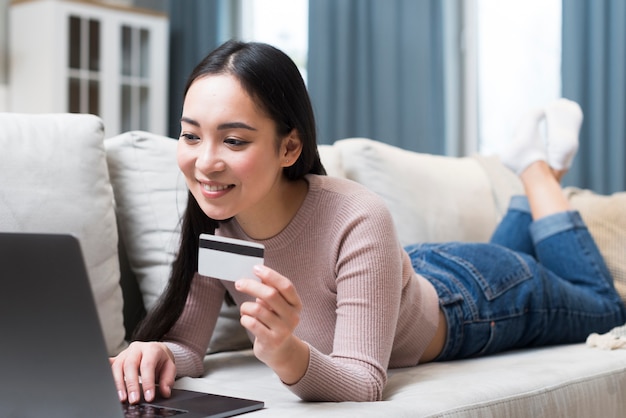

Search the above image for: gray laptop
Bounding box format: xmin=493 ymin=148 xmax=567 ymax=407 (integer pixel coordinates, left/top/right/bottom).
xmin=0 ymin=232 xmax=264 ymax=418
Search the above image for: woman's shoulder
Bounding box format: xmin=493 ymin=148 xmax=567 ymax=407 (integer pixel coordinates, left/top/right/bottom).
xmin=306 ymin=174 xmax=391 ymax=219
xmin=306 ymin=174 xmax=380 ymax=199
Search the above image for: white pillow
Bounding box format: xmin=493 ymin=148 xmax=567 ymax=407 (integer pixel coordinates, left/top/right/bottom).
xmin=333 ymin=138 xmax=500 ymax=245
xmin=104 ymin=131 xmax=251 ymax=353
xmin=104 ymin=131 xmax=187 ymax=310
xmin=318 ymin=143 xmax=345 ymax=178
xmin=0 ymin=113 xmax=126 ymax=355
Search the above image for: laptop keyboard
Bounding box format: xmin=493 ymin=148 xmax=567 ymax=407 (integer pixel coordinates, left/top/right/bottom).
xmin=122 ymin=403 xmax=187 ymax=417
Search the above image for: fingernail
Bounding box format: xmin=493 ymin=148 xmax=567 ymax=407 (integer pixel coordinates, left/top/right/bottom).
xmin=145 ymin=389 xmax=153 ymax=402
xmin=118 ymin=391 xmax=125 ymax=402
xmin=129 ymin=391 xmax=139 ymax=404
xmin=253 ymin=264 xmax=265 ymax=274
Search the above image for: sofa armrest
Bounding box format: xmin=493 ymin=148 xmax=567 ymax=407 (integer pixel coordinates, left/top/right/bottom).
xmin=0 ymin=112 xmax=126 ymax=355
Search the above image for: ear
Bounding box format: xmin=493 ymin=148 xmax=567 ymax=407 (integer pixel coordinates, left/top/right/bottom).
xmin=280 ymin=129 xmax=303 ymax=167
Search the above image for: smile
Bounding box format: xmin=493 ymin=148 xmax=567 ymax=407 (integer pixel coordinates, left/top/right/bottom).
xmin=202 ymin=183 xmax=233 ymax=192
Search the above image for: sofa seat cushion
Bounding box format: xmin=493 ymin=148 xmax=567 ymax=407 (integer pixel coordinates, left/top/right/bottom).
xmin=0 ymin=113 xmax=126 ymax=355
xmin=172 ymin=344 xmax=626 ymax=417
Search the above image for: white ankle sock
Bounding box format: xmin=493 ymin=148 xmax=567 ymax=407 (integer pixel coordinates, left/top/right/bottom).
xmin=545 ymin=98 xmax=583 ymax=171
xmin=500 ymin=108 xmax=547 ymax=175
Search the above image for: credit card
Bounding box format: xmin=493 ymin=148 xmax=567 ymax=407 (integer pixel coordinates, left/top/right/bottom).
xmin=198 ymin=233 xmax=264 ymax=282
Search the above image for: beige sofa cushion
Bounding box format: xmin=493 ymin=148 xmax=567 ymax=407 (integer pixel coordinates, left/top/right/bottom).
xmin=0 ymin=113 xmax=126 ymax=355
xmin=565 ymin=187 xmax=626 ymax=303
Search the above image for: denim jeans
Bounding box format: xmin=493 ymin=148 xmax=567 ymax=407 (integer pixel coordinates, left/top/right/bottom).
xmin=405 ymin=196 xmax=626 ymax=361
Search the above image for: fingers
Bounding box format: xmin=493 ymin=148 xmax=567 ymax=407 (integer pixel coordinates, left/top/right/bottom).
xmin=236 ymin=265 xmax=302 ymax=338
xmin=239 ymin=265 xmax=302 ymax=311
xmin=110 ymin=355 xmax=128 ymax=403
xmin=110 ymin=342 xmax=176 ymax=404
xmin=158 ymin=358 xmax=177 ymax=398
xmin=110 ymin=344 xmax=141 ymax=404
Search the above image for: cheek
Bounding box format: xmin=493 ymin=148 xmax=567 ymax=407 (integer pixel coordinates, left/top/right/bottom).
xmin=238 ymin=147 xmax=282 ymax=175
xmin=176 ymin=145 xmax=194 ymax=174
xmin=226 ymin=151 xmax=259 ymax=177
xmin=234 ymin=158 xmax=257 ymax=178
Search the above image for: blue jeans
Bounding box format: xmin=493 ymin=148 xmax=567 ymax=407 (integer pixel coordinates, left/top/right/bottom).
xmin=405 ymin=196 xmax=626 ymax=361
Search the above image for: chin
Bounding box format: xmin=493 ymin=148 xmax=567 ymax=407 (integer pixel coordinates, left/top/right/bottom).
xmin=192 ymin=196 xmax=235 ymax=221
xmin=202 ymin=211 xmax=234 ymax=221
xmin=199 ymin=206 xmax=236 ymax=221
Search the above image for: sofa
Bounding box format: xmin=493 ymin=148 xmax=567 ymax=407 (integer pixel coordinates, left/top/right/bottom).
xmin=2 ymin=112 xmax=626 ymax=417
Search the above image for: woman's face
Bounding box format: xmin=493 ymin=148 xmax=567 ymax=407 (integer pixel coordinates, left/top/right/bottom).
xmin=178 ymin=74 xmax=300 ymax=228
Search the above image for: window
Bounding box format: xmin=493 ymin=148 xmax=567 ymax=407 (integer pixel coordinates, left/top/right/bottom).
xmin=472 ymin=0 xmax=562 ymax=155
xmin=120 ymin=25 xmax=152 ymax=132
xmin=68 ymin=15 xmax=101 ymax=114
xmin=239 ymin=0 xmax=309 ymax=82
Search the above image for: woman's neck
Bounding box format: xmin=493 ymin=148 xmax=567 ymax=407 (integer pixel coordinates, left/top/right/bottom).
xmin=235 ymin=178 xmax=309 ymax=240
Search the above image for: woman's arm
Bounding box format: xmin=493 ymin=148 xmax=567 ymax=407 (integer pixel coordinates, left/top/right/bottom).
xmin=162 ymin=273 xmax=227 ymax=377
xmin=291 ymin=199 xmax=404 ymax=401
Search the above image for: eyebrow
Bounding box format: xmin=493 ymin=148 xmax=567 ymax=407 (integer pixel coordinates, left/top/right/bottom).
xmin=180 ymin=116 xmax=257 ymax=131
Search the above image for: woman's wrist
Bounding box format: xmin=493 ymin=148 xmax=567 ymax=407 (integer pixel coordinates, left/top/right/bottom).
xmin=157 ymin=341 xmax=176 ymax=364
xmin=272 ymin=337 xmax=310 ymax=385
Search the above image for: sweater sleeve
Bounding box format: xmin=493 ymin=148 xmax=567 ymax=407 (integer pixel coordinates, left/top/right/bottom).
xmin=162 ymin=273 xmax=226 ymax=377
xmin=285 ymin=190 xmax=405 ymax=401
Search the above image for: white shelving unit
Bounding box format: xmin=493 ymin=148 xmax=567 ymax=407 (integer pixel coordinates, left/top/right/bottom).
xmin=9 ymin=0 xmax=168 ymax=136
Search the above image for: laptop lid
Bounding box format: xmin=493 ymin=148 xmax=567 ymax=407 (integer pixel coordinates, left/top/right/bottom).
xmin=0 ymin=233 xmax=263 ymax=418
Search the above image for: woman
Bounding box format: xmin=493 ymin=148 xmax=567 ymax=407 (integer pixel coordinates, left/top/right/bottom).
xmin=111 ymin=40 xmax=625 ymax=403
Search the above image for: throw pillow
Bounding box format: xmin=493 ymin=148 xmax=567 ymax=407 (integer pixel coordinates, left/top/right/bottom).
xmin=0 ymin=113 xmax=126 ymax=355
xmin=318 ymin=143 xmax=345 ymax=178
xmin=565 ymin=187 xmax=626 ymax=303
xmin=333 ymin=138 xmax=501 ymax=246
xmin=104 ymin=131 xmax=187 ymax=310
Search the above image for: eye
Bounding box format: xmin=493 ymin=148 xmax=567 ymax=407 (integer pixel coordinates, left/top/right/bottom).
xmin=224 ymin=137 xmax=249 ymax=147
xmin=180 ymin=132 xmax=200 ymax=142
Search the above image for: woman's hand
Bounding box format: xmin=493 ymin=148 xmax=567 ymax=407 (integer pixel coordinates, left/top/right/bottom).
xmin=109 ymin=341 xmax=176 ymax=404
xmin=235 ymin=265 xmax=310 ymax=385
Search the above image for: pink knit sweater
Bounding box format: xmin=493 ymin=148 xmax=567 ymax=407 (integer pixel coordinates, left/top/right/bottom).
xmin=163 ymin=174 xmax=440 ymax=402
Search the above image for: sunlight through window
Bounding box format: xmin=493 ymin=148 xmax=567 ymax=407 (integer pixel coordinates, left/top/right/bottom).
xmin=476 ymin=0 xmax=562 ymax=155
xmin=239 ymin=0 xmax=309 ymax=82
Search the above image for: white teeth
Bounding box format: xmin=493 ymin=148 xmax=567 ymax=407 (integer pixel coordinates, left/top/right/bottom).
xmin=202 ymin=183 xmax=230 ymax=192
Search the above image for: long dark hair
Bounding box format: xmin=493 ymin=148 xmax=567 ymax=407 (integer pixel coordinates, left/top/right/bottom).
xmin=133 ymin=40 xmax=326 ymax=341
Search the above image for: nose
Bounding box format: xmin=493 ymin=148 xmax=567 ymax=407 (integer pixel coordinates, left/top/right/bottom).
xmin=196 ymin=140 xmax=225 ymax=173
